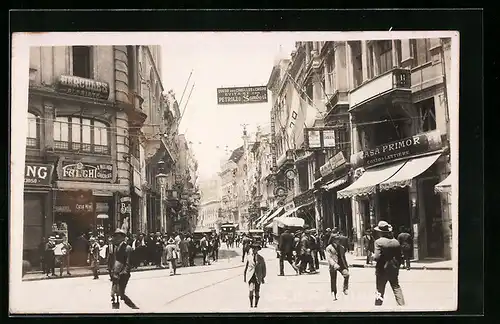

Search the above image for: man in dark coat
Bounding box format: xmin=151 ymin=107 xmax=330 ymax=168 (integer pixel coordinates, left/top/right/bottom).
xmin=397 ymin=226 xmax=413 ymax=270
xmin=363 ymin=229 xmax=375 ymax=265
xmin=373 ymin=221 xmax=405 ymax=306
xmin=299 ymin=232 xmax=316 ymax=274
xmin=241 ymin=234 xmax=252 ymax=263
xmin=109 ymin=228 xmax=139 ymax=309
xmin=278 ymin=229 xmax=299 ymax=276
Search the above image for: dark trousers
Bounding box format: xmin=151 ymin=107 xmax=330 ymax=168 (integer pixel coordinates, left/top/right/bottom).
xmin=279 ymin=252 xmax=297 ymax=275
xmin=212 ymin=248 xmax=219 ymax=261
xmin=299 ymin=254 xmax=315 ymax=273
xmin=329 ymin=267 xmax=349 ymax=296
xmin=312 ymin=250 xmax=319 ymax=270
xmin=44 ymin=254 xmax=55 ymax=275
xmin=181 ymin=252 xmax=189 ymax=267
xmin=111 ymin=274 xmax=138 ymax=309
xmin=402 ymin=249 xmax=411 ymax=269
xmin=202 ymin=250 xmax=208 ymax=265
xmin=242 ymin=248 xmax=249 ymax=262
xmin=375 ymin=273 xmax=405 ymax=306
xmin=319 ymin=249 xmax=325 ymax=260
xmin=366 ymin=249 xmax=374 ymax=264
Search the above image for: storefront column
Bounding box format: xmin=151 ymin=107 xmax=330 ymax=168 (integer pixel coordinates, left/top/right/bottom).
xmin=441 ymin=160 xmax=452 ymax=260
xmin=409 ymin=180 xmax=421 ymax=260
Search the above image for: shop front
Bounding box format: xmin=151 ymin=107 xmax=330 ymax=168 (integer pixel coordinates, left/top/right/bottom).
xmin=293 ymin=189 xmax=316 ymax=229
xmin=337 ymin=130 xmax=448 ymax=260
xmin=54 ymin=159 xmax=128 ymax=251
xmin=23 ymin=162 xmax=55 ymax=268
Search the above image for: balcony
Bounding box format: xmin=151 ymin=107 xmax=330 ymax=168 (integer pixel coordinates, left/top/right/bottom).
xmin=349 ymin=68 xmax=411 ymax=112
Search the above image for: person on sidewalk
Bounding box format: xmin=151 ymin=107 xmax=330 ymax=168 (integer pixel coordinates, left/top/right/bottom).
xmin=179 ymin=235 xmax=190 ymax=267
xmin=200 ymin=234 xmax=210 ymax=265
xmin=299 ymin=231 xmax=317 ymax=274
xmin=165 ymin=237 xmax=179 ymax=276
xmin=54 ymin=234 xmax=72 ymax=277
xmin=310 ymin=230 xmax=320 ymax=270
xmin=87 ymin=236 xmax=101 ymax=280
xmin=397 ymin=226 xmax=413 ymax=271
xmin=363 ymin=229 xmax=375 ymax=265
xmin=278 ymin=229 xmax=299 ymax=276
xmin=109 ymin=228 xmax=139 ymax=310
xmin=293 ymin=231 xmax=302 ymax=272
xmin=326 ymin=235 xmax=350 ymax=301
xmin=211 ymin=234 xmax=220 ymax=262
xmin=44 ymin=236 xmax=56 ymax=277
xmin=241 ymin=234 xmax=251 ymax=263
xmin=318 ymin=230 xmax=326 ymax=261
xmin=373 ymin=221 xmax=405 ymax=306
xmin=244 ymin=242 xmax=267 ymax=308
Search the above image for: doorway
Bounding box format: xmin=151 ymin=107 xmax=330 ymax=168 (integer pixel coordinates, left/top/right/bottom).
xmin=378 ymin=188 xmax=411 ymax=234
xmin=421 ymin=177 xmax=444 ymax=258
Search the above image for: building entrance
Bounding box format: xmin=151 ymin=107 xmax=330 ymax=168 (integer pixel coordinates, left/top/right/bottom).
xmin=378 ymin=188 xmax=411 ymax=234
xmin=421 ymin=177 xmax=444 ymax=258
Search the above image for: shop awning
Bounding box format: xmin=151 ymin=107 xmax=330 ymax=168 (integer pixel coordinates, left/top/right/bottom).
xmin=55 ymin=181 xmax=130 ymax=195
xmin=280 ymin=202 xmax=314 ymax=218
xmin=435 ymin=172 xmax=453 ymax=193
xmin=322 ymin=175 xmax=348 ymax=191
xmin=379 ymin=153 xmax=441 ymax=192
xmin=257 ymin=207 xmax=283 ymax=228
xmin=337 ymin=161 xmax=406 ymax=199
xmin=254 ymin=209 xmax=272 ymax=225
xmin=275 ymin=216 xmax=305 ymax=228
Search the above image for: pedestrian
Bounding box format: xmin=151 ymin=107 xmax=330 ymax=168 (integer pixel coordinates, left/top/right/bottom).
xmin=187 ymin=234 xmax=195 ymax=266
xmin=241 ymin=233 xmax=251 ymax=263
xmin=293 ymin=231 xmax=302 ymax=272
xmin=243 ymin=242 xmax=267 ymax=308
xmin=54 ymin=234 xmax=72 ymax=276
xmin=397 ymin=226 xmax=413 ymax=271
xmin=109 ymin=228 xmax=139 ymax=310
xmin=278 ymin=229 xmax=299 ymax=276
xmin=373 ymin=221 xmax=405 ymax=306
xmin=211 ymin=234 xmax=220 ymax=262
xmin=363 ymin=229 xmax=375 ymax=265
xmin=87 ymin=236 xmax=101 ymax=279
xmin=44 ymin=236 xmax=56 ymax=277
xmin=325 ymin=235 xmax=350 ymax=301
xmin=179 ymin=234 xmax=189 ymax=267
xmin=74 ymin=232 xmax=89 ymax=266
xmin=200 ymin=234 xmax=210 ymax=265
xmin=38 ymin=237 xmax=47 ymax=273
xmin=165 ymin=237 xmax=179 ymax=275
xmin=310 ymin=230 xmax=320 ymax=270
xmin=318 ymin=231 xmax=326 ymax=261
xmin=299 ymin=231 xmax=316 ymax=274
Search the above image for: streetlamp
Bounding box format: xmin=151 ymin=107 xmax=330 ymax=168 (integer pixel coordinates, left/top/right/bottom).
xmin=156 ymin=160 xmax=169 ymax=233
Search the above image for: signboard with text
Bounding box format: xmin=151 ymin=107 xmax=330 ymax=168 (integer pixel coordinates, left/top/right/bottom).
xmin=304 ymin=126 xmax=345 ymax=150
xmin=60 ymin=161 xmax=113 ymax=182
xmin=25 ymin=163 xmax=54 ymax=186
xmin=217 ymin=86 xmax=268 ymax=105
xmin=351 ymin=130 xmax=443 ymax=168
xmin=56 ymin=75 xmax=110 ymax=100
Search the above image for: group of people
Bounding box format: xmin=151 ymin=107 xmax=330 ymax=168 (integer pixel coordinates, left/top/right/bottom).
xmin=275 ymin=221 xmax=408 ymax=307
xmin=198 ymin=233 xmax=221 ymax=265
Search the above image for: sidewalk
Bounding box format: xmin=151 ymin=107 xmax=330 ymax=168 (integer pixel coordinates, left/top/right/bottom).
xmin=319 ymin=253 xmax=454 ymax=271
xmin=23 ymin=249 xmax=244 ymax=282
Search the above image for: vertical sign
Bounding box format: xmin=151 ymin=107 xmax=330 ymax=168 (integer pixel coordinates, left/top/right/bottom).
xmin=120 ymin=196 xmax=132 ymax=234
xmin=308 ymin=130 xmax=321 ymax=148
xmin=323 ymin=129 xmax=336 ymax=147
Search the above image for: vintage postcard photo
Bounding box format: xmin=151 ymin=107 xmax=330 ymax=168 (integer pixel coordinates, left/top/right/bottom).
xmin=10 ymin=31 xmax=459 ymax=314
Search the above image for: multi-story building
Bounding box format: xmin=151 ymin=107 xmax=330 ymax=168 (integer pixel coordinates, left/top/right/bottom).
xmin=25 ymin=45 xmax=148 ymax=267
xmin=219 ymin=147 xmax=242 ymax=224
xmin=198 ymin=175 xmax=222 ymax=230
xmin=266 ymin=38 xmax=452 ymax=261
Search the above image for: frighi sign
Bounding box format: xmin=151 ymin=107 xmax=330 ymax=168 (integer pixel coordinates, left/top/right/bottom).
xmin=217 ymin=86 xmax=268 ymax=105
xmin=56 ymin=75 xmax=110 ymax=100
xmin=60 ymin=161 xmax=113 ymax=182
xmin=352 ymin=130 xmax=443 ymax=167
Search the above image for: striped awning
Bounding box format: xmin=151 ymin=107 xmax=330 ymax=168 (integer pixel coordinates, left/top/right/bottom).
xmin=322 ymin=175 xmax=348 ymax=191
xmin=257 ymin=207 xmax=283 ymax=228
xmin=435 ymin=172 xmax=452 ymax=193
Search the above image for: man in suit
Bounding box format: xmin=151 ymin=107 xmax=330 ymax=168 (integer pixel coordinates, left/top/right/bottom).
xmin=244 ymin=242 xmax=267 ymax=308
xmin=363 ymin=229 xmax=375 ymax=265
xmin=241 ymin=233 xmax=252 ymax=263
xmin=325 ymin=234 xmax=350 ymax=301
xmin=373 ymin=221 xmax=406 ymax=306
xmin=278 ymin=229 xmax=299 ymax=276
xmin=397 ymin=226 xmax=413 ymax=271
xmin=299 ymin=231 xmax=316 ymax=274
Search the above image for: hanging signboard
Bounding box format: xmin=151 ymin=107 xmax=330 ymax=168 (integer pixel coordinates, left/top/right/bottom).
xmin=323 ymin=130 xmax=336 ymax=147
xmin=307 ymin=130 xmax=321 ymax=148
xmin=304 ymin=126 xmax=345 ymax=150
xmin=217 ymin=86 xmax=268 ymax=105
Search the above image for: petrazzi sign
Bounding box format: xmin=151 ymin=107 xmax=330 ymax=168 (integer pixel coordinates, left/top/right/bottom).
xmin=217 ymin=86 xmax=268 ymax=105
xmin=351 ymin=130 xmax=443 ymax=168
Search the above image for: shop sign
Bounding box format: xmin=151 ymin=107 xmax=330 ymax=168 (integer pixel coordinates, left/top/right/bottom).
xmin=351 ymin=130 xmax=443 ymax=168
xmin=120 ymin=197 xmax=132 ymax=215
xmin=25 ymin=163 xmax=54 ymax=186
xmin=293 ymin=190 xmax=315 ymax=207
xmin=54 ymin=190 xmax=94 ymax=213
xmin=61 ymin=161 xmax=113 ymax=182
xmin=305 ymin=126 xmax=345 ymax=150
xmin=55 ymin=75 xmax=110 ymax=100
xmin=95 ymin=202 xmax=109 ymax=213
xmin=217 ymin=86 xmax=268 ymax=105
xmin=323 ymin=130 xmax=336 ymax=147
xmin=319 ymin=161 xmax=333 ymax=177
xmin=283 ymin=201 xmax=295 ymax=212
xmin=329 ymin=151 xmax=347 ymax=170
xmin=307 ymin=130 xmax=321 ymax=148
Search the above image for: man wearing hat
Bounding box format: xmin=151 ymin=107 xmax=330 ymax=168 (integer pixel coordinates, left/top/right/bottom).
xmin=165 ymin=237 xmax=179 ymax=276
xmin=109 ymin=228 xmax=139 ymax=309
xmin=44 ymin=236 xmax=56 ymax=277
xmin=373 ymin=221 xmax=405 ymax=306
xmin=325 ymin=234 xmax=350 ymax=301
xmin=241 ymin=233 xmax=252 ymax=263
xmin=243 ymin=241 xmax=267 ymax=308
xmin=363 ymin=229 xmax=375 ymax=265
xmin=87 ymin=236 xmax=101 ymax=279
xmin=278 ymin=229 xmax=299 ymax=276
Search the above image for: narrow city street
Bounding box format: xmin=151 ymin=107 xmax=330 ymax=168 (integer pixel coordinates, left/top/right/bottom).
xmin=17 ymin=247 xmax=455 ymax=313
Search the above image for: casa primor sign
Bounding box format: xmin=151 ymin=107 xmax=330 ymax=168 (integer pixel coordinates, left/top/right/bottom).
xmin=352 ymin=130 xmax=443 ymax=167
xmin=217 ymin=86 xmax=268 ymax=105
xmin=56 ymin=75 xmax=110 ymax=100
xmin=61 ymin=161 xmax=113 ymax=182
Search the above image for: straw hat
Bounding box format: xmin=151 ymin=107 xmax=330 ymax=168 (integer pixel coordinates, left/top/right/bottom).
xmin=374 ymin=221 xmax=393 ymax=233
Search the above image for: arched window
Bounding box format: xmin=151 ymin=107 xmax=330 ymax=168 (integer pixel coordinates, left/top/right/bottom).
xmin=54 ymin=116 xmax=110 ymax=154
xmin=26 ymin=112 xmax=39 ymax=148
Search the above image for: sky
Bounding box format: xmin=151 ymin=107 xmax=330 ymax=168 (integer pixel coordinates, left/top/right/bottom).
xmin=161 ymin=33 xmax=297 ymax=180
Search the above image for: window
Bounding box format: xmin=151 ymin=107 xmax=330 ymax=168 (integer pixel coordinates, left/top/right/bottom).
xmin=351 ymin=41 xmax=363 ymax=87
xmin=54 ymin=116 xmax=110 ymax=154
xmin=127 ymin=46 xmax=137 ymax=92
xmin=326 ymin=55 xmax=336 ymax=94
xmin=411 ymin=39 xmax=431 ymax=67
xmin=72 ymin=46 xmax=92 ymax=79
xmin=378 ymin=40 xmax=393 ymax=74
xmin=26 ymin=112 xmax=39 ymax=148
xmin=417 ymin=98 xmax=437 ymax=132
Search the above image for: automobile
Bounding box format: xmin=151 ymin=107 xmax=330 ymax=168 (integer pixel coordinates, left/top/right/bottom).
xmin=248 ymin=229 xmax=265 ymax=247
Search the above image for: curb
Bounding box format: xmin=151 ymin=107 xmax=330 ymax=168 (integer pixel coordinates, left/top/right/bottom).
xmin=319 ymin=261 xmax=452 ymax=271
xmin=22 ymin=266 xmax=163 ymax=282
